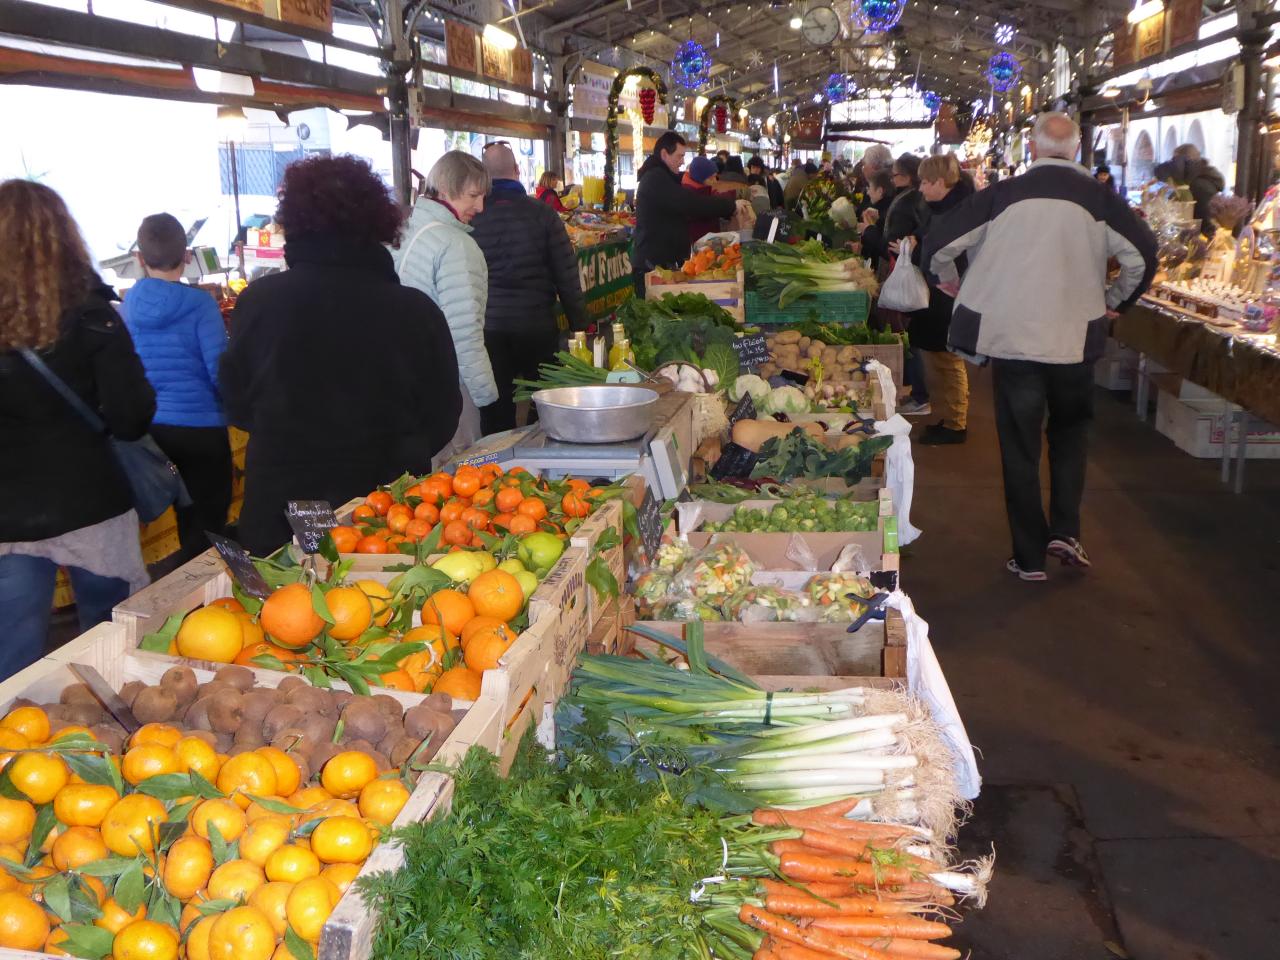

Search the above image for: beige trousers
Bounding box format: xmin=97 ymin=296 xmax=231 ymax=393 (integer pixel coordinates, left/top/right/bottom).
xmin=922 ymin=350 xmax=969 ymax=430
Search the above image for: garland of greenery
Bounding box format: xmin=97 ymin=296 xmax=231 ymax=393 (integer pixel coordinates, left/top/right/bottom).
xmin=603 ymin=66 xmax=667 ymax=212
xmin=697 ymin=96 xmax=738 ymax=151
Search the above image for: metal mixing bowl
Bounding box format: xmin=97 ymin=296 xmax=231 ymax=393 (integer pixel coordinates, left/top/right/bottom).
xmin=531 ymin=386 xmax=659 ymax=443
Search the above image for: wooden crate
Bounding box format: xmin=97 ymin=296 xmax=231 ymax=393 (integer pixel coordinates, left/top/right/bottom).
xmin=526 ymin=547 xmax=589 ymax=704
xmin=623 ymin=610 xmax=907 ymax=687
xmin=585 ymin=596 xmax=635 ymax=656
xmin=112 ymin=549 xmax=230 ymax=647
xmin=646 ymin=268 xmax=745 ymax=322
xmin=568 ymin=499 xmax=625 ymax=630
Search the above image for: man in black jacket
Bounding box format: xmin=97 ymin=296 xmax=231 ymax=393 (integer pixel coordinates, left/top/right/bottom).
xmin=471 ymin=145 xmax=589 ymax=434
xmin=631 ymin=132 xmax=737 ymax=296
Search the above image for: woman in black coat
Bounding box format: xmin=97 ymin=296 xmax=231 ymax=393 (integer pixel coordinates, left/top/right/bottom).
xmin=0 ymin=180 xmax=156 ymax=679
xmin=221 ymin=156 xmax=462 ymax=555
xmin=910 ymin=154 xmax=975 ymax=445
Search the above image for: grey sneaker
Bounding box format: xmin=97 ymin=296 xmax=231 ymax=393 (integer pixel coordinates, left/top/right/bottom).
xmin=899 ymin=400 xmax=932 ymax=416
xmin=1006 ymin=558 xmax=1048 ymax=581
xmin=1047 ymin=537 xmax=1091 ymax=568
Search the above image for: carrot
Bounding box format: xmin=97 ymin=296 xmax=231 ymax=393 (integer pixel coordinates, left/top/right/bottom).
xmin=780 ymin=852 xmax=916 ymax=887
xmin=808 ymin=917 xmax=952 ymax=941
xmin=753 ymin=810 xmax=920 ymax=841
xmin=776 ymin=945 xmax=844 ymax=960
xmin=753 ymin=941 xmax=785 ymax=960
xmin=801 ymin=829 xmax=873 ymax=859
xmin=764 ymin=893 xmax=932 ymax=918
xmin=737 ymin=905 xmax=895 ymax=960
xmin=853 ymin=941 xmax=961 ymax=960
xmin=760 ymin=879 xmax=861 ymax=899
xmin=771 ymin=839 xmax=827 ymax=857
xmin=795 ymin=798 xmax=863 ymax=817
xmin=869 ymin=886 xmax=955 ymax=907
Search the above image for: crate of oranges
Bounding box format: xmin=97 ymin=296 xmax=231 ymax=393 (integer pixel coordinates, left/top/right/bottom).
xmin=0 ymin=639 xmax=500 ymax=960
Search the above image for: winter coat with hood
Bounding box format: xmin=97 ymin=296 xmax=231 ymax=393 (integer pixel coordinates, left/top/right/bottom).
xmin=121 ymin=278 xmax=226 ymax=427
xmin=392 ymin=197 xmax=498 ymax=407
xmin=1 ymin=282 xmax=155 ymax=542
xmin=632 ymin=156 xmax=736 ymax=273
xmin=1153 ymin=157 xmax=1226 ymax=237
xmin=906 ymin=177 xmax=976 ymax=352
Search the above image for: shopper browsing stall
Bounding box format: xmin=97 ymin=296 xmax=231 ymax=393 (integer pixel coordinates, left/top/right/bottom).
xmin=221 ymin=155 xmax=462 ymax=555
xmin=536 ymin=172 xmax=567 ymax=212
xmin=0 ymin=180 xmax=155 ymax=679
xmin=1154 ymin=145 xmax=1225 ymax=238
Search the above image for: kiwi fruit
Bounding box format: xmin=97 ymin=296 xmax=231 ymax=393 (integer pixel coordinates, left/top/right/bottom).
xmin=388 ymin=736 xmax=424 ymax=767
xmin=309 ymin=741 xmax=344 ymax=775
xmin=184 ymin=697 xmax=214 ymax=732
xmin=344 ymin=738 xmax=377 ymax=756
xmin=196 ymin=681 xmax=236 ymax=702
xmin=131 ymin=687 xmax=178 ymax=724
xmin=422 ymin=692 xmax=453 ymax=714
xmin=285 ymin=686 xmax=333 ymax=717
xmin=214 ymin=665 xmax=255 ymax=692
xmin=232 ymin=723 xmax=265 ymax=748
xmin=90 ymin=724 xmax=125 ymax=753
xmin=262 ymin=705 xmax=305 ymax=742
xmin=213 ymin=731 xmax=235 ymax=753
xmin=186 ymin=730 xmax=219 ymax=748
xmin=402 ymin=703 xmax=441 ymax=742
xmin=270 ymin=729 xmax=316 ymax=760
xmin=207 ymin=689 xmax=245 ymax=734
xmin=61 ymin=700 xmax=106 ymax=727
xmin=297 ymin=714 xmax=336 ymax=745
xmin=239 ymin=690 xmax=277 ymax=727
xmin=367 ymin=750 xmax=391 ymax=772
xmin=159 ymin=666 xmax=199 ymax=704
xmin=118 ymin=681 xmax=146 ymax=708
xmin=60 ymin=684 xmax=99 ymax=706
xmin=276 ymin=676 xmax=308 ymax=694
xmin=339 ymin=700 xmax=387 ymax=746
xmin=371 ymin=695 xmax=403 ymax=719
xmin=330 ymin=690 xmax=354 ymax=714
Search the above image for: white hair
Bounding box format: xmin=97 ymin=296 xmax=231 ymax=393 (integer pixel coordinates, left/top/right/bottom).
xmin=1031 ymin=112 xmax=1081 ymax=160
xmin=862 ymin=144 xmax=893 ymax=173
xmin=424 ymin=150 xmax=490 ymax=200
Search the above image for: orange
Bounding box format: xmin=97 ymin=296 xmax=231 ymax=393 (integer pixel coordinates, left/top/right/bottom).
xmin=265 ymin=843 xmax=321 ymax=883
xmin=0 ymin=797 xmax=36 ymax=844
xmin=565 ymin=477 xmax=589 ymax=492
xmin=309 ymin=816 xmax=373 ymax=864
xmin=218 ymin=751 xmax=279 ymax=810
xmin=8 ymin=751 xmax=68 ymax=804
xmin=208 ymin=597 xmax=245 ymax=614
xmin=53 ymin=782 xmax=118 ymax=828
xmin=95 ymin=897 xmax=146 ymax=934
xmin=385 ymin=503 xmax=413 ymax=534
xmin=289 ymin=786 xmax=332 ymax=810
xmin=330 ymin=525 xmax=360 ymax=553
xmin=412 ymin=501 xmax=440 ymax=524
xmin=491 ymin=512 xmax=515 ymax=531
xmin=355 ymin=535 xmax=390 ymax=554
xmin=191 ymin=798 xmax=247 ymax=843
xmin=238 ymin=614 xmax=266 ymax=649
xmin=376 ymin=668 xmax=415 ymax=692
xmin=462 ymin=628 xmax=514 ymax=672
xmin=452 ymin=470 xmax=481 ymax=498
xmin=301 ymin=799 xmax=359 ymax=825
xmin=101 ymin=794 xmax=166 ymax=857
xmin=235 ymin=641 xmax=302 ymax=669
xmin=162 ymin=835 xmax=213 ymax=900
xmin=467 ymin=570 xmax=524 ymax=621
xmin=441 ymin=520 xmax=471 ymax=546
xmin=459 ymin=507 xmax=490 ymax=531
xmin=351 ymin=504 xmax=376 ymax=522
xmin=471 ymin=488 xmax=494 ymax=507
xmin=494 ymin=487 xmax=524 ymax=513
xmin=320 ymin=862 xmax=361 ymax=895
xmin=364 ymin=491 xmax=393 ymax=516
xmin=419 ymin=588 xmax=474 ymax=636
xmin=285 ymin=876 xmax=340 ymax=943
xmin=346 ymin=580 xmax=390 ymax=628
xmin=0 ymin=891 xmax=50 ymax=950
xmin=516 ymin=498 xmax=548 ymax=521
xmin=50 ymin=824 xmax=108 ymax=871
xmin=176 ymin=606 xmax=244 ymax=663
xmin=398 ymin=649 xmax=443 ymax=692
xmin=324 ymin=586 xmax=373 ymax=642
xmin=44 ymin=926 xmax=71 ymax=955
xmin=508 ymin=514 xmax=537 ymax=534
xmin=259 ymin=582 xmax=325 ymax=650
xmin=50 ymin=725 xmax=93 ymax=743
xmin=431 ymin=666 xmax=483 ymax=701
xmin=122 ymin=744 xmax=178 ymax=786
xmin=319 ymin=752 xmax=377 ymax=800
xmin=561 ymin=491 xmax=590 ymax=517
xmin=438 ymin=500 xmax=465 ymax=524
xmin=208 ymin=905 xmax=276 ymax=960
xmin=429 ymin=472 xmax=455 ymax=497
xmin=174 ymin=736 xmax=221 ymax=780
xmin=418 ymin=479 xmax=450 ymax=507
xmin=1 ymin=706 xmax=50 ymax=745
xmin=0 ymin=729 xmax=29 ymax=752
xmin=207 ymin=858 xmax=265 ymax=902
xmin=247 ymin=881 xmax=292 ymax=938
xmin=239 ymin=816 xmax=292 ymax=867
xmin=185 ymin=915 xmax=218 ymax=960
xmin=130 ymin=723 xmax=183 ymax=749
xmin=113 ymin=919 xmax=179 ymax=960
xmin=404 ymin=518 xmax=433 ymax=542
xmin=358 ymin=779 xmax=409 ymax=826
xmin=459 ymin=615 xmax=509 ymax=645
xmin=254 ymin=747 xmax=301 ymax=798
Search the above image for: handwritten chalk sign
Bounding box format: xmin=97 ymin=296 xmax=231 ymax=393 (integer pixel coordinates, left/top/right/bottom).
xmin=286 ymin=500 xmax=338 ymax=554
xmin=732 ymin=334 xmax=770 ymax=373
xmin=206 ymin=532 xmax=271 ymax=598
xmin=710 ymin=441 xmax=758 ymax=480
xmin=728 ymin=393 xmax=756 ymax=426
xmin=637 ymin=489 xmax=664 ymax=564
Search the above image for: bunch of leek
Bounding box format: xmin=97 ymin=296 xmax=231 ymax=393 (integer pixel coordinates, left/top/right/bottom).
xmin=746 ymin=241 xmax=879 ymax=307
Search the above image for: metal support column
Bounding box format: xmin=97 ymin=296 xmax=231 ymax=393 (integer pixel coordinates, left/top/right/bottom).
xmin=1077 ymin=84 xmax=1098 ymax=169
xmin=381 ymin=0 xmax=414 ymax=210
xmin=1235 ymin=28 xmax=1270 ymax=201
xmin=549 ymin=56 xmax=570 ymax=179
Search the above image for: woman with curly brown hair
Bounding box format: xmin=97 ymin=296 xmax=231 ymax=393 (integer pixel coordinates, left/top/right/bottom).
xmin=221 ymin=154 xmax=461 ymax=554
xmin=0 ymin=180 xmax=156 ymax=679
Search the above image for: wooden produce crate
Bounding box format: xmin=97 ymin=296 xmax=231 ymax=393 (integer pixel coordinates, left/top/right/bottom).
xmin=646 ymin=268 xmax=745 ymax=322
xmin=112 ymin=548 xmax=228 ymax=647
xmin=744 ymin=288 xmax=870 ymax=326
xmin=623 ymin=610 xmax=907 ymax=690
xmin=568 ymin=499 xmax=625 ymax=630
xmin=585 ymin=596 xmax=635 ymax=656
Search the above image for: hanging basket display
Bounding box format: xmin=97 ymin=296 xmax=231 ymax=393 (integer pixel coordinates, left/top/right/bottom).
xmin=985 ymin=52 xmax=1022 ymax=93
xmin=671 ymin=39 xmax=712 ymax=89
xmin=853 ymin=0 xmax=907 ymax=33
xmin=638 ymin=86 xmax=657 ymax=124
xmin=714 ymin=102 xmax=728 ymax=134
xmin=922 ymin=90 xmax=942 ymax=113
xmin=698 ymin=96 xmax=737 ymax=149
xmin=825 ymin=73 xmax=849 ymax=103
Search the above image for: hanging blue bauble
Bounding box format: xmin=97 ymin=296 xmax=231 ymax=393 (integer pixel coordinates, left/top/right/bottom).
xmin=922 ymin=90 xmax=942 ymax=112
xmin=671 ymin=39 xmax=712 ymax=89
xmin=985 ymin=51 xmax=1021 ymax=93
xmin=854 ymin=0 xmax=907 ymax=33
xmin=825 ymin=73 xmax=849 ymax=103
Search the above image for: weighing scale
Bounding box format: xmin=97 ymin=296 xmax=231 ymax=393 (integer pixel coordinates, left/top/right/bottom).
xmin=451 ymin=391 xmax=695 ymax=499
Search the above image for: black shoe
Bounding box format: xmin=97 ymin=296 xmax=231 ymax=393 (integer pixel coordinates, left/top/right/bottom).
xmin=919 ymin=425 xmax=967 ymax=445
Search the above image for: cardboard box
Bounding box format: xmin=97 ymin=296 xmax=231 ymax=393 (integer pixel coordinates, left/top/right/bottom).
xmin=1155 ymin=389 xmax=1280 ymax=459
xmin=683 ymin=529 xmax=896 ymax=573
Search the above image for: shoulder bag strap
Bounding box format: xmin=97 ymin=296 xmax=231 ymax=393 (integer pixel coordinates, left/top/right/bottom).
xmin=18 ymin=346 xmax=108 ymax=434
xmin=398 ymin=219 xmax=448 ymax=266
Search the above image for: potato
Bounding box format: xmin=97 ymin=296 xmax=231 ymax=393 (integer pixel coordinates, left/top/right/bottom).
xmin=821 ymin=347 xmax=839 ymax=366
xmin=214 ymin=666 xmax=254 ymax=692
xmin=836 ymin=346 xmax=857 ymax=364
xmin=773 ymin=330 xmax=801 ymax=345
xmin=806 ymin=342 xmax=824 ymax=359
xmin=797 ymin=336 xmax=811 ymax=352
xmin=131 ymin=687 xmax=178 ymax=724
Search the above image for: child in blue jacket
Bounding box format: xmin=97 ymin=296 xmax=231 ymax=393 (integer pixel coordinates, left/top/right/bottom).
xmin=122 ymin=214 xmax=230 ymax=561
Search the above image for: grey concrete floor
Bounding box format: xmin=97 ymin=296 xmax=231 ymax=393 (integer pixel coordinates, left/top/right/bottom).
xmin=906 ymin=366 xmax=1280 ymax=960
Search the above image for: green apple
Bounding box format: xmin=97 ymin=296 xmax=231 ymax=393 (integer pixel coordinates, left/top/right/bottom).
xmin=497 ymin=558 xmax=527 ymax=576
xmin=514 ymin=570 xmax=539 ymax=600
xmin=517 ymin=532 xmax=565 ymax=578
xmin=430 ymin=551 xmax=486 ymax=585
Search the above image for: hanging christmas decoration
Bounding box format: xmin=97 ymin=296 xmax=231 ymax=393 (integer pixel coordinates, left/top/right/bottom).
xmin=993 ymin=22 xmax=1015 ymax=46
xmin=698 ymin=96 xmax=738 ymax=149
xmin=638 ymin=86 xmax=657 ymax=124
xmin=825 ymin=73 xmax=849 ymax=103
xmin=714 ymin=102 xmax=728 ymax=133
xmin=603 ymin=66 xmax=667 ymax=211
xmin=985 ymin=51 xmax=1021 ymax=92
xmin=671 ymin=39 xmax=712 ymax=89
xmin=922 ymin=90 xmax=942 ymax=113
xmin=853 ymin=0 xmax=907 ymax=33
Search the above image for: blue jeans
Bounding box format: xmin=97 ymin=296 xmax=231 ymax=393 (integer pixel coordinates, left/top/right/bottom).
xmin=0 ymin=554 xmax=130 ymax=682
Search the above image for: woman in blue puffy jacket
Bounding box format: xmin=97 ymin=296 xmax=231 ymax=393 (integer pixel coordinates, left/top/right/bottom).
xmin=122 ymin=213 xmax=230 ymax=561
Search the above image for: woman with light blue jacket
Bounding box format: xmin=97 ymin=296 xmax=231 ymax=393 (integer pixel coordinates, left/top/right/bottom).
xmin=394 ymin=151 xmax=498 ymax=456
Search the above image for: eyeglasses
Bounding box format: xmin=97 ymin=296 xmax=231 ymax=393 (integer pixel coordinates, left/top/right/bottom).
xmin=483 ymin=140 xmax=511 ymax=152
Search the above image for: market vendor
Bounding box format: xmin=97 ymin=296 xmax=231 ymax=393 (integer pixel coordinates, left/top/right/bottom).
xmin=631 ymin=132 xmax=738 ymax=296
xmin=536 ymin=172 xmax=567 ymax=212
xmin=1153 ymin=145 xmax=1225 ymax=238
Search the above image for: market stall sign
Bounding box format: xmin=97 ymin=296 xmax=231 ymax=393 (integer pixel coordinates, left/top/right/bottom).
xmin=286 ymin=500 xmax=338 ymax=554
xmin=637 ymin=489 xmax=665 ymax=563
xmin=204 ymin=0 xmax=265 ymax=14
xmin=732 ymin=334 xmax=770 ymax=372
xmin=728 ymin=393 xmax=756 ymax=426
xmin=445 ymin=20 xmax=479 ymax=73
xmin=558 ymin=240 xmax=635 ymax=328
xmin=206 ymin=533 xmax=271 ymax=598
xmin=709 ymin=441 xmax=759 ymax=480
xmin=278 ymin=0 xmax=331 ymax=31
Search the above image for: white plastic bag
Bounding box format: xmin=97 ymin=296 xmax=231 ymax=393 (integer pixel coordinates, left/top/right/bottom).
xmin=873 ymin=415 xmax=922 ymax=546
xmin=877 ymin=237 xmax=931 ymax=313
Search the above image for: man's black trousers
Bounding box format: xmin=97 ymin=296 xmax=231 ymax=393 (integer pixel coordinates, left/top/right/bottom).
xmin=480 ymin=328 xmax=562 ymax=435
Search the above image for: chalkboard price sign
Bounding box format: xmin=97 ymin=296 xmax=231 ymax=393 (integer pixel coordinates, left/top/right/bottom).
xmin=286 ymin=500 xmax=338 ymax=555
xmin=709 ymin=442 xmax=758 ymax=480
xmin=732 ymin=334 xmax=770 ymax=372
xmin=206 ymin=532 xmax=271 ymax=598
xmin=637 ymin=489 xmax=664 ymax=564
xmin=778 ymin=368 xmax=810 ymax=386
xmin=728 ymin=393 xmax=756 ymax=425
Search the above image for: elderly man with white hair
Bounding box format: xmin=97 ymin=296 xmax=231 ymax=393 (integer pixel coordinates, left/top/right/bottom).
xmin=921 ymin=111 xmax=1157 ymax=581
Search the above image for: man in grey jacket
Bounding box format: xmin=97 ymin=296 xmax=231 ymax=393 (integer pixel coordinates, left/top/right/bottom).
xmin=923 ymin=112 xmax=1157 ymax=581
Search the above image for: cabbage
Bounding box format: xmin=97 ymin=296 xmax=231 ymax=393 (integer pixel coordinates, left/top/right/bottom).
xmin=830 ymin=196 xmax=859 ymax=229
xmin=761 ymin=385 xmax=809 ymax=415
xmin=728 ymin=374 xmax=770 ymax=403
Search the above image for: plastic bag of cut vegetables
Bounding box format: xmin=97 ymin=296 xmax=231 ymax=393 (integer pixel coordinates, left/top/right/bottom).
xmin=806 ymin=572 xmax=877 ymax=622
xmin=673 ymin=542 xmax=755 ymax=601
xmin=723 ymin=584 xmax=810 ymax=623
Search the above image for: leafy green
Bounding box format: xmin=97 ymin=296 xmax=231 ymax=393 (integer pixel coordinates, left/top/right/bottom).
xmin=788 ymin=319 xmax=904 ymax=346
xmin=751 ymin=432 xmax=893 ymax=484
xmin=700 ymin=341 xmax=738 ymax=396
